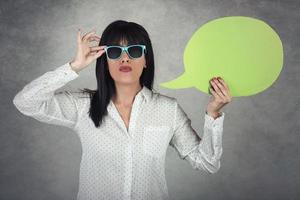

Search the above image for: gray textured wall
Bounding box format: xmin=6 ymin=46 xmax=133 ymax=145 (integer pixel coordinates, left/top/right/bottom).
xmin=1 ymin=0 xmax=300 ymax=199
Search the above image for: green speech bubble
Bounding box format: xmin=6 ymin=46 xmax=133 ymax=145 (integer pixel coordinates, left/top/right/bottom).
xmin=160 ymin=16 xmax=283 ymax=97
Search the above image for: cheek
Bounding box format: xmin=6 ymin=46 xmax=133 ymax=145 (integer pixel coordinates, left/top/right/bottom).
xmin=134 ymin=60 xmax=146 ymax=73
xmin=136 ymin=57 xmax=146 ymax=69
xmin=108 ymin=61 xmax=118 ymax=71
xmin=108 ymin=61 xmax=118 ymax=73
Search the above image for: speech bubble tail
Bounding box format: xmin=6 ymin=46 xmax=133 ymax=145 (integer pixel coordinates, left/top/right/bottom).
xmin=159 ymin=73 xmax=194 ymax=89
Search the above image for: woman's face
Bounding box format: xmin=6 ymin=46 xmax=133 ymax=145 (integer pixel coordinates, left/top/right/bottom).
xmin=107 ymin=39 xmax=146 ymax=86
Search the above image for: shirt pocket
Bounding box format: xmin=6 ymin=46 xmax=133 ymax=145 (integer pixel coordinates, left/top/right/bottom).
xmin=143 ymin=125 xmax=170 ymax=158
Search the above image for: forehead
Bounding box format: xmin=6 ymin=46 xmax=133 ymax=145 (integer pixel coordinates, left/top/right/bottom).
xmin=109 ymin=35 xmax=140 ymax=47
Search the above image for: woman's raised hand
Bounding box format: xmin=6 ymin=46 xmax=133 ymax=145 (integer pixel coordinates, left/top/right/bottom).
xmin=70 ymin=29 xmax=107 ymax=73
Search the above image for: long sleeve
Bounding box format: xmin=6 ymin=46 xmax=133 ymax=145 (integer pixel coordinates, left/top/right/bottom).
xmin=12 ymin=62 xmax=84 ymax=130
xmin=169 ymin=99 xmax=225 ymax=174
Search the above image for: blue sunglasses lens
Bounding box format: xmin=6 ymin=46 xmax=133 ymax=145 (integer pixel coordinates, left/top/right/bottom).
xmin=107 ymin=47 xmax=122 ymax=59
xmin=127 ymin=46 xmax=143 ymax=58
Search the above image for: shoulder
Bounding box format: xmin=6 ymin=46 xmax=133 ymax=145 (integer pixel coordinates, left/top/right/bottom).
xmin=150 ymin=89 xmax=177 ymax=107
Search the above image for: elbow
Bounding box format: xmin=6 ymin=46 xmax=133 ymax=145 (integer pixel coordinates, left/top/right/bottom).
xmin=193 ymin=159 xmax=221 ymax=174
xmin=12 ymin=93 xmax=36 ymax=115
xmin=186 ymin=151 xmax=222 ymax=174
xmin=204 ymin=160 xmax=221 ymax=174
xmin=13 ymin=93 xmax=23 ymax=111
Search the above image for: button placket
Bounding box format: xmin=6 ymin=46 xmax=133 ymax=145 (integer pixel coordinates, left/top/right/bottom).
xmin=110 ymin=92 xmax=143 ymax=139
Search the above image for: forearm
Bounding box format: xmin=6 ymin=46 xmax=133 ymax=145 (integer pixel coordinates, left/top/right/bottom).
xmin=185 ymin=112 xmax=225 ymax=173
xmin=13 ymin=62 xmax=78 ymax=113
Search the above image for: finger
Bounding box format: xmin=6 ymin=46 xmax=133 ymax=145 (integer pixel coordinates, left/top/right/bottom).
xmin=215 ymin=78 xmax=231 ymax=99
xmin=210 ymin=80 xmax=227 ymax=100
xmin=89 ymin=46 xmax=105 ymax=52
xmin=92 ymin=49 xmax=106 ymax=59
xmin=217 ymin=77 xmax=229 ymax=90
xmin=88 ymin=34 xmax=101 ymax=39
xmin=212 ymin=79 xmax=228 ymax=97
xmin=211 ymin=79 xmax=232 ymax=102
xmin=89 ymin=47 xmax=105 ymax=53
xmin=89 ymin=52 xmax=98 ymax=56
xmin=88 ymin=36 xmax=101 ymax=42
xmin=218 ymin=78 xmax=232 ymax=97
xmin=82 ymin=30 xmax=97 ymax=41
xmin=209 ymin=87 xmax=223 ymax=101
xmin=94 ymin=34 xmax=101 ymax=39
xmin=84 ymin=33 xmax=100 ymax=42
xmin=77 ymin=28 xmax=82 ymax=43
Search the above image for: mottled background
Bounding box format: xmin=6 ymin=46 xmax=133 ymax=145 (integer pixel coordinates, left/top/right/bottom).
xmin=1 ymin=0 xmax=300 ymax=199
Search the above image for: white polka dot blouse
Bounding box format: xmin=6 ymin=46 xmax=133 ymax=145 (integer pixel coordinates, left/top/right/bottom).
xmin=13 ymin=62 xmax=225 ymax=200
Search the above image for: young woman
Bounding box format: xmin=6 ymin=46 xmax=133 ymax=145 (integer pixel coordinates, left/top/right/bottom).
xmin=13 ymin=20 xmax=232 ymax=200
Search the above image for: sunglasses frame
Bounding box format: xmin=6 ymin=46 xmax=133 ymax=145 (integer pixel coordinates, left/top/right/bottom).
xmin=104 ymin=44 xmax=146 ymax=60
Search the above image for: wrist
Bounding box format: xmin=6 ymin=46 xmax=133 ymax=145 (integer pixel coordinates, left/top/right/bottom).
xmin=206 ymin=110 xmax=221 ymax=119
xmin=69 ymin=61 xmax=81 ymax=73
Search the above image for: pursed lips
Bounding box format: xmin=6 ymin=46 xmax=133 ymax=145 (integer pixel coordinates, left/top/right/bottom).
xmin=119 ymin=65 xmax=132 ymax=72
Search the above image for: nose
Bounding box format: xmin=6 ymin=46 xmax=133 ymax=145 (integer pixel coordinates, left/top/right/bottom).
xmin=120 ymin=50 xmax=130 ymax=63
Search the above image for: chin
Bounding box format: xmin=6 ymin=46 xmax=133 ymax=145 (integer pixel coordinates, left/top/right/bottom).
xmin=114 ymin=79 xmax=139 ymax=86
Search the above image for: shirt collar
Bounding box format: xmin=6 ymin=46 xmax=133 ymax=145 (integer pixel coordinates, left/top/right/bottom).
xmin=139 ymin=85 xmax=152 ymax=103
xmin=107 ymin=85 xmax=152 ymax=111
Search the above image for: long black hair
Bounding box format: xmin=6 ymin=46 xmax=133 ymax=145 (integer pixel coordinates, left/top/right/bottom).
xmin=81 ymin=20 xmax=155 ymax=128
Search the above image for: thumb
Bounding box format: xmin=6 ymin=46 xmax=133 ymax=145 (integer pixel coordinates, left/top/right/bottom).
xmin=94 ymin=50 xmax=105 ymax=59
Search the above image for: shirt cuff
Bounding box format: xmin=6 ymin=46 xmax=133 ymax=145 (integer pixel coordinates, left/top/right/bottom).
xmin=56 ymin=62 xmax=80 ymax=77
xmin=204 ymin=111 xmax=225 ymax=130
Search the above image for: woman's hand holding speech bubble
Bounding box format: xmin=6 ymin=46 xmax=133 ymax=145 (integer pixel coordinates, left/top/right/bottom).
xmin=206 ymin=76 xmax=232 ymax=119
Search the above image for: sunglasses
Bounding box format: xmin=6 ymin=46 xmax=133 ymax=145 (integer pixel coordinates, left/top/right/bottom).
xmin=104 ymin=45 xmax=146 ymax=60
